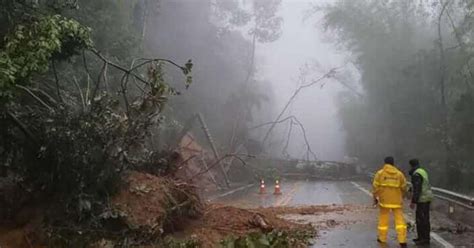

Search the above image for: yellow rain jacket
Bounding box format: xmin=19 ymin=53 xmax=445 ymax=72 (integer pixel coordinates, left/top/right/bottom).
xmin=372 ymin=164 xmax=407 ymax=208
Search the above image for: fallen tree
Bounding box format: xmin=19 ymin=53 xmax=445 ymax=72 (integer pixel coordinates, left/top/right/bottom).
xmin=0 ymin=14 xmax=321 ymax=248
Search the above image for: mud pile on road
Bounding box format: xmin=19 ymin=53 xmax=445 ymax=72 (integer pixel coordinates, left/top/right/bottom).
xmin=171 ymin=204 xmax=356 ymax=247
xmin=174 ymin=204 xmax=316 ymax=247
xmin=109 ymin=172 xmax=320 ymax=246
xmin=0 ymin=170 xmax=350 ymax=247
xmin=260 ymin=204 xmax=351 ymax=216
xmin=103 ymin=172 xmax=352 ymax=247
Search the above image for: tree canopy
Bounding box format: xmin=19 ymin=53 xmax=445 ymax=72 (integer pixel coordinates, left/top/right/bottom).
xmin=321 ymin=0 xmax=474 ymax=191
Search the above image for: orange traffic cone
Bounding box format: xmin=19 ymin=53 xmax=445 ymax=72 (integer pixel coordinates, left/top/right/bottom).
xmin=259 ymin=179 xmax=266 ymax=194
xmin=274 ymin=179 xmax=282 ymax=195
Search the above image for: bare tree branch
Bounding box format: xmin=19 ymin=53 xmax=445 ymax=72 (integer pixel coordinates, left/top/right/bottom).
xmin=128 ymin=59 xmax=147 ymax=95
xmin=130 ymin=58 xmax=185 ymax=72
xmin=72 ymin=76 xmax=86 ymax=111
xmin=16 ymin=85 xmax=54 ymax=111
xmin=332 ymin=76 xmax=364 ymax=97
xmin=90 ymin=49 xmax=186 ymax=86
xmin=82 ymin=50 xmax=92 ymax=78
xmin=250 ymin=115 xmax=296 ymax=129
xmin=198 ymin=155 xmax=221 ymax=188
xmin=175 ymin=155 xmax=198 ymax=171
xmin=82 ymin=50 xmax=93 ymax=104
xmin=103 ymin=62 xmax=109 ymax=92
xmin=244 ymin=31 xmax=257 ymax=87
xmin=445 ymin=6 xmax=473 ymax=90
xmin=187 ymin=153 xmax=254 ymax=180
xmin=119 ymin=66 xmax=131 ymax=116
xmin=437 ymin=0 xmax=453 ymax=167
xmin=90 ymin=49 xmax=150 ymax=86
xmin=261 ymin=67 xmax=341 ymax=144
xmin=51 ymin=59 xmax=63 ymax=103
xmin=437 ymin=0 xmax=450 ymax=107
xmin=253 ymin=115 xmax=318 ymax=160
xmin=88 ymin=49 xmax=190 ymax=117
xmin=132 ymin=76 xmax=147 ymax=95
xmin=91 ymin=61 xmax=106 ymax=100
xmin=5 ymin=110 xmax=39 ymax=146
xmin=28 ymin=87 xmax=57 ymax=106
xmin=282 ymin=118 xmax=294 ymax=156
xmin=292 ymin=117 xmax=318 ymax=161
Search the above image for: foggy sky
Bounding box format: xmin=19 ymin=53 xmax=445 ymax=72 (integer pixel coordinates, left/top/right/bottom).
xmin=257 ymin=0 xmax=348 ymax=161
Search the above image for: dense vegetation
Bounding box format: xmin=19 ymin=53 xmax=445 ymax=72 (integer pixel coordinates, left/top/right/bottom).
xmin=4 ymin=0 xmax=474 ymax=245
xmin=321 ymin=0 xmax=474 ymax=191
xmin=0 ymin=0 xmax=283 ymax=245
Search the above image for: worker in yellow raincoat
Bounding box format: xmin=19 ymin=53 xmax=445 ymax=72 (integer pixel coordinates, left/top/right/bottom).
xmin=372 ymin=156 xmax=408 ymax=247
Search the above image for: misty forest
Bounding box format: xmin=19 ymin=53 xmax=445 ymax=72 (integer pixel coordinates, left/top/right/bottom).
xmin=1 ymin=0 xmax=474 ymax=247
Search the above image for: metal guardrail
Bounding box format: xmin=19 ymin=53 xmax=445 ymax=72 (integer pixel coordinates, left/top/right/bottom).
xmin=431 ymin=187 xmax=474 ymax=210
xmin=367 ymin=172 xmax=474 ymax=210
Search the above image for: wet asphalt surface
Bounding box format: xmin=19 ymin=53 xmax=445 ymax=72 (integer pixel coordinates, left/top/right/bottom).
xmin=210 ymin=180 xmax=465 ymax=248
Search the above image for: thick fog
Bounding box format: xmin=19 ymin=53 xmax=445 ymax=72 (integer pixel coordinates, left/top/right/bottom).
xmin=139 ymin=0 xmax=353 ymax=162
xmin=259 ymin=0 xmax=348 ymax=161
xmin=4 ymin=4 xmax=474 ymax=237
xmin=141 ymin=0 xmax=355 ymax=161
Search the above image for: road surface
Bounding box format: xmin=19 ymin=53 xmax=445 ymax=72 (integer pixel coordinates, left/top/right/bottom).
xmin=210 ymin=180 xmax=472 ymax=248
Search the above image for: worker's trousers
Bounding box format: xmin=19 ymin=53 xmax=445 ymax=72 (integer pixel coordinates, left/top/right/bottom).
xmin=416 ymin=202 xmax=431 ymax=240
xmin=378 ymin=207 xmax=407 ymax=243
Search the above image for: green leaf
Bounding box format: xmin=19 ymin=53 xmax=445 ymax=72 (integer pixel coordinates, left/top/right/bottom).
xmin=245 ymin=237 xmax=256 ymax=248
xmin=258 ymin=235 xmax=270 ymax=246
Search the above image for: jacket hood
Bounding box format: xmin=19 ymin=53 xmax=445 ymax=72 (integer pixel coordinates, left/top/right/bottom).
xmin=383 ymin=164 xmax=399 ymax=174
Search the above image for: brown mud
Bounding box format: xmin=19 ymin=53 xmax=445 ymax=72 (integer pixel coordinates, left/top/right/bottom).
xmin=0 ymin=171 xmax=355 ymax=247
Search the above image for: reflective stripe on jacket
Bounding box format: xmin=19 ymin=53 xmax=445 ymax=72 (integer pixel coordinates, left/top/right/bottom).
xmin=413 ymin=167 xmax=433 ymax=203
xmin=372 ymin=164 xmax=407 ymax=208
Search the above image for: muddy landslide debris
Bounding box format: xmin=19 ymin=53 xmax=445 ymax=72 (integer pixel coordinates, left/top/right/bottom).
xmin=0 ymin=170 xmax=352 ymax=247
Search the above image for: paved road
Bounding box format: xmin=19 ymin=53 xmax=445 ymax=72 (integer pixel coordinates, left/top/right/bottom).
xmin=211 ymin=180 xmax=469 ymax=248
